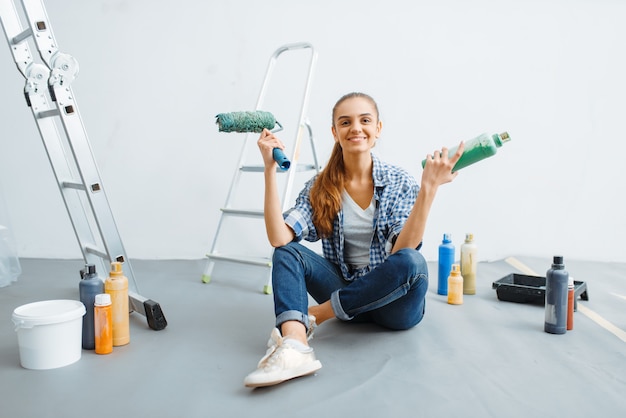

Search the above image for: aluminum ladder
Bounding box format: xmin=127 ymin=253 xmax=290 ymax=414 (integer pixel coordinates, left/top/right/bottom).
xmin=201 ymin=43 xmax=320 ymax=294
xmin=1 ymin=0 xmax=167 ymax=330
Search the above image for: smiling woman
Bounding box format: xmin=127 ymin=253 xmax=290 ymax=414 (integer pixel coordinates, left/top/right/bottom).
xmin=243 ymin=92 xmax=464 ymax=388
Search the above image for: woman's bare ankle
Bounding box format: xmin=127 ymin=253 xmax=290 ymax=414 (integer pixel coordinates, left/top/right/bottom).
xmin=309 ymin=301 xmax=335 ymax=325
xmin=280 ymin=320 xmax=308 ymax=346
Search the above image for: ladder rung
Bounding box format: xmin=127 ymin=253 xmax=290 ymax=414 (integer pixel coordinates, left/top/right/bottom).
xmin=240 ymin=164 xmax=318 ymax=173
xmin=61 ymin=180 xmax=86 ymax=191
xmin=37 ymin=109 xmax=59 ymax=119
xmin=220 ymin=208 xmax=263 ymax=217
xmin=240 ymin=165 xmax=265 ymax=173
xmin=84 ymin=245 xmax=108 ymax=259
xmin=206 ymin=253 xmax=272 ymax=267
xmin=12 ymin=28 xmax=33 ymax=44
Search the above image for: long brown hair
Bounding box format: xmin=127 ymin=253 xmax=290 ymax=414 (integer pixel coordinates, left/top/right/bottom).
xmin=309 ymin=92 xmax=380 ymax=238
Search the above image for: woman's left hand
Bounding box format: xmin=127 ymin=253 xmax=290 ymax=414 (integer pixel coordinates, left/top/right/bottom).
xmin=421 ymin=141 xmax=464 ymax=189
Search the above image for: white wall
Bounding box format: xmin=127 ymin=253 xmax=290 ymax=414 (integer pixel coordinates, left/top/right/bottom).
xmin=1 ymin=0 xmax=624 ymax=263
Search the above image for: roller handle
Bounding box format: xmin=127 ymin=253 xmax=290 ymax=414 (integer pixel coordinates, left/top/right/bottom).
xmin=272 ymin=148 xmax=290 ymax=171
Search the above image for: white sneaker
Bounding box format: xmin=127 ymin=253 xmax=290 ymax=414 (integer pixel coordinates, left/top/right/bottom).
xmin=244 ymin=328 xmax=322 ymax=388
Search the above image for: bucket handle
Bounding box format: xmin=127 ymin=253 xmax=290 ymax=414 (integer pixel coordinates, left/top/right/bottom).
xmin=13 ymin=319 xmax=34 ymax=331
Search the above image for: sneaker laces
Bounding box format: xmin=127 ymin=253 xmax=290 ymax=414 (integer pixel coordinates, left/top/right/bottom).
xmin=307 ymin=315 xmax=317 ymax=341
xmin=258 ymin=328 xmax=286 ymax=368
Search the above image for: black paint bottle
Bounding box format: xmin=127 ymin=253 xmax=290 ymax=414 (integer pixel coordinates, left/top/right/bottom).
xmin=544 ymin=256 xmax=569 ymax=334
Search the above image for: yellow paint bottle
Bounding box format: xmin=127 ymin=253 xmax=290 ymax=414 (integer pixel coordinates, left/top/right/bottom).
xmin=461 ymin=233 xmax=477 ymax=295
xmin=105 ymin=261 xmax=130 ymax=346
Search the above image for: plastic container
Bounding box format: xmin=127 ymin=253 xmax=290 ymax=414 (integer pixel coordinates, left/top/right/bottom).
xmin=12 ymin=299 xmax=86 ymax=370
xmin=438 ymin=233 xmax=454 ymax=295
xmin=79 ymin=264 xmax=104 ymax=349
xmin=545 ymin=256 xmax=569 ymax=335
xmin=422 ymin=132 xmax=511 ymax=172
xmin=460 ymin=233 xmax=477 ymax=295
xmin=447 ymin=264 xmax=463 ymax=305
xmin=94 ymin=293 xmax=113 ymax=354
xmin=105 ymin=261 xmax=130 ymax=346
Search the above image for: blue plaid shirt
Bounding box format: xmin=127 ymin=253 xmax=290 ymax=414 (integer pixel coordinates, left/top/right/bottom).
xmin=283 ymin=153 xmax=420 ymax=281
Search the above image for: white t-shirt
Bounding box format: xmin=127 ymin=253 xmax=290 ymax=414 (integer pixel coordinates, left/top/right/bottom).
xmin=341 ymin=189 xmax=375 ymax=269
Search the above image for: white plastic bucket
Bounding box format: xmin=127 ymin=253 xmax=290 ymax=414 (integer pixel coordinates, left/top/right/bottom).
xmin=12 ymin=300 xmax=86 ymax=370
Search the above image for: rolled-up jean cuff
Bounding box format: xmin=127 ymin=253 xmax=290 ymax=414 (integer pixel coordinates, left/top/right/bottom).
xmin=276 ymin=310 xmax=310 ymax=331
xmin=331 ymin=290 xmax=352 ymax=321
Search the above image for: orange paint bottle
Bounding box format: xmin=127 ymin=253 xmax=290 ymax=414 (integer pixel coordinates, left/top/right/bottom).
xmin=567 ymin=277 xmax=574 ymax=331
xmin=447 ymin=264 xmax=464 ymax=305
xmin=94 ymin=293 xmax=113 ymax=354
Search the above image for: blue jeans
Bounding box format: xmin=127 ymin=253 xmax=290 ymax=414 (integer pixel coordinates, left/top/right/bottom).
xmin=272 ymin=242 xmax=428 ymax=332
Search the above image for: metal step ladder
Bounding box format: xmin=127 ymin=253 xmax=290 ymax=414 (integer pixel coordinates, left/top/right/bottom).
xmin=1 ymin=0 xmax=167 ymax=330
xmin=201 ymin=43 xmax=320 ymax=294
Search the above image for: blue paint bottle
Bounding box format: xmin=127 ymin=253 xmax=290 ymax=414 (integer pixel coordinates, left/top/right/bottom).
xmin=438 ymin=233 xmax=455 ymax=295
xmin=544 ymin=256 xmax=569 ymax=334
xmin=79 ymin=264 xmax=104 ymax=349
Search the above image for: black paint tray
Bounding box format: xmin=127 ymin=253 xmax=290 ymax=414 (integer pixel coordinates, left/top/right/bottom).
xmin=492 ymin=273 xmax=589 ymax=307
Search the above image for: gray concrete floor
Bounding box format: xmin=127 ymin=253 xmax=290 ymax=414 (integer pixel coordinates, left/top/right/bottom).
xmin=1 ymin=256 xmax=625 ymax=418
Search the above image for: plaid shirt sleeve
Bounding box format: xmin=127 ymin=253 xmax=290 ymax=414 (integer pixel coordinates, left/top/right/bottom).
xmin=371 ymin=155 xmax=420 ymax=265
xmin=283 ymin=176 xmax=320 ymax=243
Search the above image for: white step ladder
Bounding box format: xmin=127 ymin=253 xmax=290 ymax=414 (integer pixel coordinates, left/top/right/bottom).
xmin=1 ymin=0 xmax=166 ymax=330
xmin=201 ymin=43 xmax=320 ymax=294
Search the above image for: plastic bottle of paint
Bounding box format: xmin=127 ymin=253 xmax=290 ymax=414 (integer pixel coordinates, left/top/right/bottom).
xmin=421 ymin=132 xmax=511 ymax=172
xmin=94 ymin=293 xmax=113 ymax=354
xmin=544 ymin=256 xmax=569 ymax=334
xmin=460 ymin=233 xmax=477 ymax=295
xmin=105 ymin=261 xmax=130 ymax=346
xmin=447 ymin=264 xmax=463 ymax=305
xmin=79 ymin=264 xmax=104 ymax=349
xmin=567 ymin=276 xmax=575 ymax=331
xmin=438 ymin=233 xmax=455 ymax=295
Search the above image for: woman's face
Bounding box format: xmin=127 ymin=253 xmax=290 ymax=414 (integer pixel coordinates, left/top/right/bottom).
xmin=332 ymin=97 xmax=382 ymax=153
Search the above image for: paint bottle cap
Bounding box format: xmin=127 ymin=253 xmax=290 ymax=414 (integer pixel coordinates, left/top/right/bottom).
xmin=494 ymin=132 xmax=511 ymax=147
xmin=95 ymin=293 xmax=111 ymax=306
xmin=110 ymin=261 xmax=123 ymax=275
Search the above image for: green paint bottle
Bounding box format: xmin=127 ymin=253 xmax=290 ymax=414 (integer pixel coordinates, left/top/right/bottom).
xmin=422 ymin=132 xmax=511 ymax=172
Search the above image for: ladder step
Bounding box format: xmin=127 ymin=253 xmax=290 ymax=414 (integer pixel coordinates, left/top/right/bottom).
xmin=206 ymin=253 xmax=272 ymax=267
xmin=37 ymin=109 xmax=60 ymax=119
xmin=12 ymin=28 xmax=33 ymax=44
xmin=84 ymin=244 xmax=108 ymax=259
xmin=61 ymin=180 xmax=86 ymax=191
xmin=220 ymin=208 xmax=264 ymax=217
xmin=240 ymin=164 xmax=318 ymax=173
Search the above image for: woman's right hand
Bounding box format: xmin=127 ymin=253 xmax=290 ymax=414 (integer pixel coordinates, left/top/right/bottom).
xmin=257 ymin=129 xmax=285 ymax=169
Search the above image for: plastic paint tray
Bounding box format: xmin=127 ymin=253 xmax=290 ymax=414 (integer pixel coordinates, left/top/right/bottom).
xmin=492 ymin=273 xmax=589 ymax=306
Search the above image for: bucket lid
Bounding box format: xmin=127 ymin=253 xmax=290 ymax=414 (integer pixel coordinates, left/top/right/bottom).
xmin=12 ymin=300 xmax=86 ymax=329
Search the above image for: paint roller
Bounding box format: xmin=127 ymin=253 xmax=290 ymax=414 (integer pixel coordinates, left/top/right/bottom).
xmin=215 ymin=111 xmax=290 ymax=170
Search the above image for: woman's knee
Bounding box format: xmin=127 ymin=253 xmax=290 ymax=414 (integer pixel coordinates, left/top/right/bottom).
xmin=390 ymin=248 xmax=428 ymax=279
xmin=272 ymin=241 xmax=301 ymax=263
